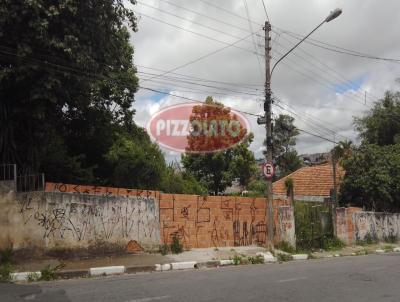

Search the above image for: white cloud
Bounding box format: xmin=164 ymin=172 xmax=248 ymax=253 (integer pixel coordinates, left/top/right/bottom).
xmin=130 ymin=0 xmax=400 ymax=162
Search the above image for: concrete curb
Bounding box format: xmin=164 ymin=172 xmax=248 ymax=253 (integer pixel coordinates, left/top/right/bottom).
xmin=11 ymin=272 xmax=41 ymax=282
xmin=292 ymin=254 xmax=309 ymax=260
xmin=171 ymin=261 xmax=197 ymax=270
xmin=89 ymin=266 xmax=125 ymax=277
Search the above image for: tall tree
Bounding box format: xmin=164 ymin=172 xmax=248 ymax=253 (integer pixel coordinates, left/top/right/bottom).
xmin=0 ymin=1 xmax=138 ymax=182
xmin=265 ymin=114 xmax=302 ymax=178
xmin=182 ymin=96 xmax=255 ymax=195
xmin=340 ymin=90 xmax=400 ymax=211
xmin=355 ymin=91 xmax=400 ymax=146
xmin=229 ymin=134 xmax=257 ymax=190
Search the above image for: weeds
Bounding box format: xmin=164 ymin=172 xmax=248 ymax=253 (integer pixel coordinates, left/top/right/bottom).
xmin=247 ymin=255 xmax=264 ymax=264
xmin=0 ymin=248 xmax=13 ymax=282
xmin=357 ymin=233 xmax=378 ymax=246
xmin=232 ymin=255 xmax=242 ymax=265
xmin=321 ymin=236 xmax=345 ymax=251
xmin=40 ymin=264 xmax=64 ymax=281
xmin=27 ymin=272 xmax=40 ymax=282
xmin=275 ymin=241 xmax=296 ymax=254
xmin=276 ymin=253 xmax=293 ymax=262
xmin=170 ymin=235 xmax=183 ymax=254
xmin=383 ymin=234 xmax=397 ymax=244
xmin=0 ymin=263 xmax=12 ymax=282
xmin=159 ymin=244 xmax=169 ymax=255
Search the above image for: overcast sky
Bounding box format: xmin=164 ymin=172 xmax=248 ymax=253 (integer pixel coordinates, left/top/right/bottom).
xmin=126 ymin=0 xmax=400 ymax=162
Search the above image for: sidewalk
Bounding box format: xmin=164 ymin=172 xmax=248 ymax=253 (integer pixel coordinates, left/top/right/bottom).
xmin=13 ymin=245 xmax=267 ymax=273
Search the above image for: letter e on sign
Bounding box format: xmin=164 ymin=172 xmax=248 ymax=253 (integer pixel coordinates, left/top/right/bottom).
xmin=263 ymin=163 xmax=274 ymax=179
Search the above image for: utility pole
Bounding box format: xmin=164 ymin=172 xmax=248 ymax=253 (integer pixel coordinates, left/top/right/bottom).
xmin=264 ymin=21 xmax=274 ymax=249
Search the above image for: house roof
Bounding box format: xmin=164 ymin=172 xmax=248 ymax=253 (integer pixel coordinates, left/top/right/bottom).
xmin=273 ymin=162 xmax=345 ymax=197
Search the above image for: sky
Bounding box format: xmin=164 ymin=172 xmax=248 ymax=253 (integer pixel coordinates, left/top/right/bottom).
xmin=126 ymin=0 xmax=400 ymax=162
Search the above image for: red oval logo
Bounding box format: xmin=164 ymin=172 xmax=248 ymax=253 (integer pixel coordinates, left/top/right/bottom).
xmin=147 ymin=102 xmax=251 ymax=153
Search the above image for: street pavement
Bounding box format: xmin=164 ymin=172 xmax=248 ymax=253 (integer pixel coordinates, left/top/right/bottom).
xmin=2 ymin=253 xmax=400 ymax=302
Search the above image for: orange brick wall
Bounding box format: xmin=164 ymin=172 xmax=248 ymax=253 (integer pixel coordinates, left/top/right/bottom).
xmin=160 ymin=193 xmax=292 ymax=248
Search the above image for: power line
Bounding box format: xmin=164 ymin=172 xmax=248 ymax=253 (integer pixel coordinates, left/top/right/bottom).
xmin=139 ymin=86 xmax=263 ymax=117
xmin=137 ymin=1 xmax=255 ymax=43
xmin=140 ymin=30 xmax=261 ymax=83
xmin=158 ymin=0 xmax=253 ymax=34
xmin=275 ymin=27 xmax=400 ymax=63
xmin=243 ymin=0 xmax=264 ymax=78
xmin=134 ymin=11 xmax=264 ymax=56
xmin=261 ymin=0 xmax=270 ymax=22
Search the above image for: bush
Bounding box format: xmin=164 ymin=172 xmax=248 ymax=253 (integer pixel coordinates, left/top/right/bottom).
xmin=384 ymin=234 xmax=397 ymax=244
xmin=170 ymin=236 xmax=183 ymax=254
xmin=275 ymin=241 xmax=296 ymax=254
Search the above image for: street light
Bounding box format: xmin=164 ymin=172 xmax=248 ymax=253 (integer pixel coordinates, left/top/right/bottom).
xmin=263 ymin=8 xmax=342 ymax=249
xmin=270 ymin=8 xmax=342 ymax=77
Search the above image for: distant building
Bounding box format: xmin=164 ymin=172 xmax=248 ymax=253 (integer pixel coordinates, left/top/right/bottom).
xmin=300 ymin=152 xmax=331 ymax=166
xmin=273 ymin=162 xmax=344 ymax=202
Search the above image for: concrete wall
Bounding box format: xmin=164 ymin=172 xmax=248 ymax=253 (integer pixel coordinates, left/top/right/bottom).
xmin=0 ymin=182 xmax=296 ymax=252
xmin=0 ymin=191 xmax=161 ymax=251
xmin=353 ymin=212 xmax=400 ymax=243
xmin=335 ymin=207 xmax=400 ymax=244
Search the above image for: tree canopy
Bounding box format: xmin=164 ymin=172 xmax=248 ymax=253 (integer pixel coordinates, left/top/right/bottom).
xmin=0 ymin=0 xmax=155 ymax=187
xmin=339 ymin=89 xmax=400 ymax=211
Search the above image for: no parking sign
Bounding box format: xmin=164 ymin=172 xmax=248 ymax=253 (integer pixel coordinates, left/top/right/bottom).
xmin=262 ymin=163 xmax=274 ymax=179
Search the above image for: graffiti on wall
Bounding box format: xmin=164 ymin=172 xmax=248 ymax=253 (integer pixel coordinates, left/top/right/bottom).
xmin=45 ymin=182 xmax=159 ymax=199
xmin=159 ymin=195 xmax=278 ymax=248
xmin=354 ymin=212 xmax=400 ymax=242
xmin=17 ymin=193 xmax=160 ymax=248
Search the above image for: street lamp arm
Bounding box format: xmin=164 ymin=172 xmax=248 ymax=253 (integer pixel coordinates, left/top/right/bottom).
xmin=270 ymin=20 xmax=325 ymax=77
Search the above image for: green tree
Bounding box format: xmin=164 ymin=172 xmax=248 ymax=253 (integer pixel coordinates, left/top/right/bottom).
xmin=161 ymin=166 xmax=207 ymax=195
xmin=340 ymin=90 xmax=400 ymax=211
xmin=355 ymin=91 xmax=400 ymax=146
xmin=340 ymin=143 xmax=400 ymax=212
xmin=182 ymin=151 xmax=234 ymax=195
xmin=265 ymin=114 xmax=302 ymax=178
xmin=104 ymin=131 xmax=167 ymax=190
xmin=0 ymin=1 xmax=138 ymax=182
xmin=229 ymin=134 xmax=257 ymax=190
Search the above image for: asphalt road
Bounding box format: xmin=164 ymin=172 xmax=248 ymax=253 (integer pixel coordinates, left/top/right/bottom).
xmin=2 ymin=254 xmax=400 ymax=302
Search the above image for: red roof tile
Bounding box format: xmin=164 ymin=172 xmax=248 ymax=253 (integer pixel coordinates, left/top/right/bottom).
xmin=273 ymin=162 xmax=344 ymax=197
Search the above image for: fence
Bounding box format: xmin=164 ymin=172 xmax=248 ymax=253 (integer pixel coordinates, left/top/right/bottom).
xmin=16 ymin=173 xmax=45 ymax=192
xmin=0 ymin=164 xmax=16 ymax=181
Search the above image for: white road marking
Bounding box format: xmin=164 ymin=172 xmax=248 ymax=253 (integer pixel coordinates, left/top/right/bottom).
xmin=125 ymin=295 xmax=170 ymax=302
xmin=277 ymin=277 xmax=308 ymax=283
